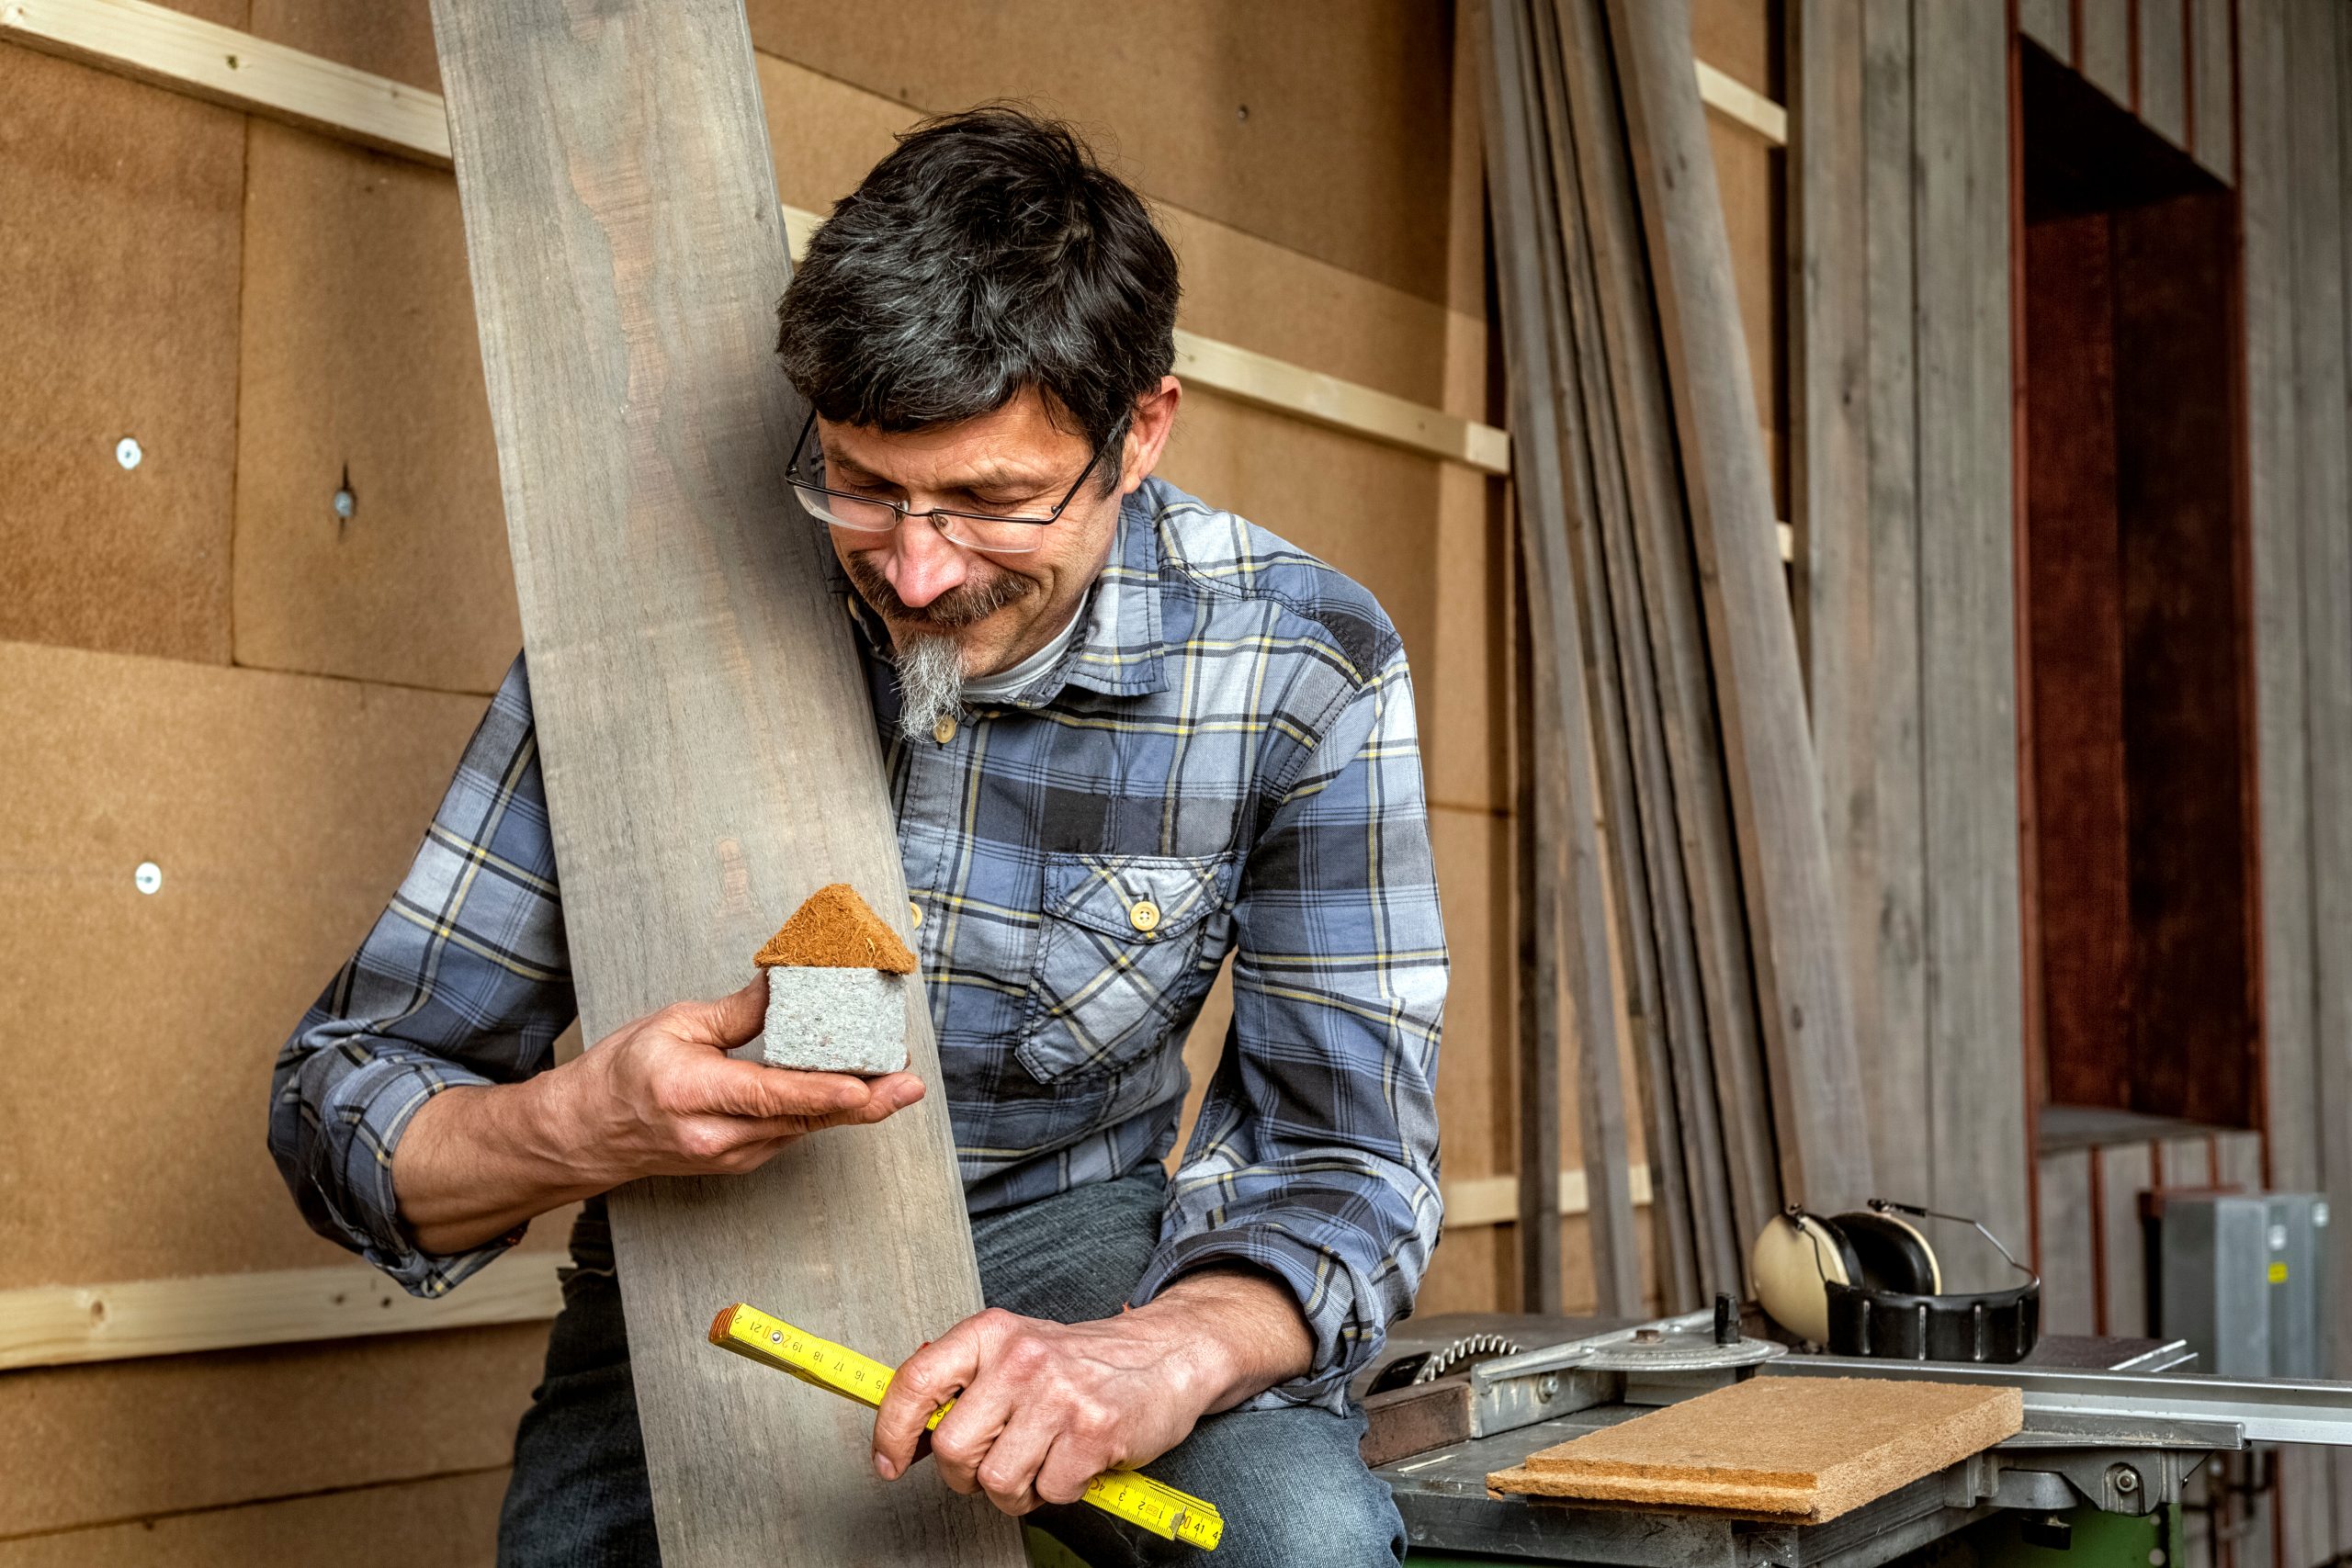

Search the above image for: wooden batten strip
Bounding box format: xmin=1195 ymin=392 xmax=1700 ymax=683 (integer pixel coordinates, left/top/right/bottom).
xmin=0 ymin=0 xmax=1510 ymax=476
xmin=1696 ymin=59 xmax=1790 ymax=145
xmin=1442 ymin=1165 xmax=1658 ymax=1231
xmin=0 ymin=1159 xmax=1635 ymax=1374
xmin=0 ymin=1258 xmax=565 ymax=1372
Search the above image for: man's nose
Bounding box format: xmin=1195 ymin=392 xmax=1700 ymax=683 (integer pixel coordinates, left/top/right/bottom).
xmin=881 ymin=518 xmax=970 ymax=609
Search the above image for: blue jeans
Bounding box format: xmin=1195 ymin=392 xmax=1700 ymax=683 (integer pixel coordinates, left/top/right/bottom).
xmin=496 ymin=1164 xmax=1404 ymax=1567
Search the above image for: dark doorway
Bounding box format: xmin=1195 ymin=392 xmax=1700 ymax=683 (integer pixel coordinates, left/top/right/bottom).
xmin=2018 ymin=42 xmax=2259 ymax=1141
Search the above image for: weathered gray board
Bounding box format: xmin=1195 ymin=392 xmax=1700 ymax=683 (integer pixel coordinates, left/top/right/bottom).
xmin=2245 ymin=0 xmax=2352 ymax=1552
xmin=1605 ymin=0 xmax=1873 ymax=1215
xmin=425 ymin=4 xmax=1018 ymax=1562
xmin=1479 ymin=0 xmax=1644 ymax=1316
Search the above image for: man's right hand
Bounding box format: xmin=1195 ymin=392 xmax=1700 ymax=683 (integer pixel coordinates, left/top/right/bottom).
xmin=390 ymin=972 xmax=925 ymax=1256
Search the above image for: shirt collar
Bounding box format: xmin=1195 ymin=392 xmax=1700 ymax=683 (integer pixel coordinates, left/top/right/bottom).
xmin=827 ymin=482 xmax=1169 ymax=705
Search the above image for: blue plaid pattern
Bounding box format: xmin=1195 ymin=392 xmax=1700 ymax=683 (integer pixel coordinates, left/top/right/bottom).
xmin=270 ymin=477 xmax=1447 ymax=1409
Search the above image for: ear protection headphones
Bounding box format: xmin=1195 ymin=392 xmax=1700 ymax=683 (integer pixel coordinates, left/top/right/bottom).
xmin=1751 ymin=1200 xmax=2040 ymax=1363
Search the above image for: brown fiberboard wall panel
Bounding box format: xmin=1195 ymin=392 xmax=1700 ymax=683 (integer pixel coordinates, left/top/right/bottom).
xmin=232 ymin=120 xmax=518 ymax=696
xmin=1692 ymin=0 xmax=1774 ymax=96
xmin=0 ymin=1321 xmax=544 ymax=1537
xmin=0 ymin=640 xmax=514 ymax=1286
xmin=1490 ymin=1376 xmax=2024 ymax=1520
xmin=248 ymin=0 xmax=441 ymax=93
xmin=741 ymin=0 xmax=1455 ymax=301
xmin=750 ymin=52 xmax=1470 ymax=413
xmin=0 ymin=1468 xmax=510 ymax=1568
xmin=0 ymin=48 xmax=242 ymax=667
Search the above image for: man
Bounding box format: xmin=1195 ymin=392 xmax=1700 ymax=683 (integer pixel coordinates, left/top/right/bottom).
xmin=271 ymin=107 xmax=1445 ymax=1567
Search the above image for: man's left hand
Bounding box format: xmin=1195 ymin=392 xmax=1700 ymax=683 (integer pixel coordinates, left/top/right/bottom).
xmin=869 ymin=1266 xmax=1312 ymax=1517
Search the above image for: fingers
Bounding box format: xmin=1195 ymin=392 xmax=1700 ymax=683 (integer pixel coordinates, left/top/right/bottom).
xmin=875 ymin=1316 xmax=993 ymax=1481
xmin=968 ymin=1412 xmax=1058 ymax=1516
xmin=684 ymin=1056 xmax=875 ymax=1122
xmin=662 ymin=972 xmax=770 ymax=1049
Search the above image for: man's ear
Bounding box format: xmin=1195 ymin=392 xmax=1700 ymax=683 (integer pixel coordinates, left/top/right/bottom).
xmin=1116 ymin=376 xmax=1182 ymax=495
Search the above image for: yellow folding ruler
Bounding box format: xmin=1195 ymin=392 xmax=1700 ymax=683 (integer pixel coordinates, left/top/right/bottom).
xmin=708 ymin=1302 xmax=1225 ymax=1551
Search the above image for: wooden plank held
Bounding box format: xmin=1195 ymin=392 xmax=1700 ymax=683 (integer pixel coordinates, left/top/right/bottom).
xmin=1603 ymin=0 xmax=1874 ymax=1215
xmin=424 ymin=3 xmax=1017 ymax=1562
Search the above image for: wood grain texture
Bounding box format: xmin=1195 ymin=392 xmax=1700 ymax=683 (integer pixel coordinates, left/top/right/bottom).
xmin=2096 ymin=1142 xmax=2154 ymax=1337
xmin=2188 ymin=0 xmax=2233 ymax=180
xmin=1911 ymin=0 xmax=2030 ymax=1285
xmin=1607 ymin=0 xmax=1873 ymax=1214
xmin=2078 ymin=0 xmax=2133 ymax=107
xmin=1790 ymin=0 xmax=1883 ymax=1215
xmin=1857 ymin=0 xmax=1932 ymax=1207
xmin=1477 ymin=0 xmax=1637 ymax=1314
xmin=2138 ymin=0 xmax=2189 ymax=146
xmin=424 ymin=4 xmax=1014 ymax=1562
xmin=0 ymin=42 xmax=241 ymax=666
xmin=2036 ymin=1148 xmax=2096 ymax=1335
xmin=1555 ymin=0 xmax=1781 ymax=1256
xmin=2018 ymin=0 xmax=2074 ymax=59
xmin=1488 ymin=1376 xmax=2024 ymax=1521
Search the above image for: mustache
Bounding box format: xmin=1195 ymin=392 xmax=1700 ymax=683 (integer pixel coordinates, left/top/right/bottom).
xmin=842 ymin=551 xmax=1037 ymax=629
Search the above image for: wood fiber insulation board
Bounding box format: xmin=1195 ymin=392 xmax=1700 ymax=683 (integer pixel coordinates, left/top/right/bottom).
xmin=0 ymin=1467 xmax=510 ymax=1568
xmin=0 ymin=640 xmax=542 ymax=1284
xmin=0 ymin=45 xmax=242 ymax=666
xmin=741 ymin=0 xmax=1455 ymax=301
xmin=1606 ymin=0 xmax=1874 ymax=1214
xmin=0 ymin=1321 xmax=546 ymax=1538
xmin=247 ymin=0 xmax=439 ymax=93
xmin=232 ymin=120 xmax=517 ymax=696
xmin=1488 ymin=1376 xmax=2024 ymax=1521
xmin=424 ymin=4 xmax=1015 ymax=1563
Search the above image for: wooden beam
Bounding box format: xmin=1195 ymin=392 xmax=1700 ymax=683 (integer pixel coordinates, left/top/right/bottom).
xmin=1441 ymin=1166 xmax=1657 ymax=1231
xmin=425 ymin=2 xmax=1016 ymax=1562
xmin=0 ymin=0 xmax=1509 ymax=478
xmin=0 ymin=0 xmax=447 ymax=161
xmin=0 ymin=1259 xmax=563 ymax=1372
xmin=1607 ymin=0 xmax=1875 ymax=1214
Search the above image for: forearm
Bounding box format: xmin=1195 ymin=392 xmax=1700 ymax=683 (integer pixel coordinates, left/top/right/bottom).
xmin=390 ymin=1072 xmax=612 ymax=1256
xmin=1133 ymin=1263 xmax=1314 ymax=1414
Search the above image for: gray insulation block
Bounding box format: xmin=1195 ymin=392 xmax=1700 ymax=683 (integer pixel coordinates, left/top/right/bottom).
xmin=741 ymin=964 xmax=908 ymax=1075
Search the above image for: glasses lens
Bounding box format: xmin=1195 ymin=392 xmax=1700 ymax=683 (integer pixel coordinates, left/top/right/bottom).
xmin=793 ymin=483 xmax=898 ymax=533
xmin=938 ymin=513 xmax=1046 ymax=555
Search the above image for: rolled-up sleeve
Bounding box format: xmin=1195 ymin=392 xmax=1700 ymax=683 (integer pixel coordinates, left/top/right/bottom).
xmin=1131 ymin=645 xmax=1448 ymax=1411
xmin=269 ymin=652 xmax=576 ymax=1297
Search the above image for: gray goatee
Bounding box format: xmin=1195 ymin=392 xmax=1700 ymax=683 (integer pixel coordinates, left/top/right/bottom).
xmin=895 ymin=635 xmax=966 ymax=743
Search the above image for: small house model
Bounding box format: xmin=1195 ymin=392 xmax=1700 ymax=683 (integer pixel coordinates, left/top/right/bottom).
xmin=743 ymin=883 xmax=916 ymax=1075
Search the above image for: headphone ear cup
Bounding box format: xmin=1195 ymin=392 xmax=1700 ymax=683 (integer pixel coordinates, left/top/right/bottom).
xmin=1831 ymin=1211 xmax=1943 ymax=1296
xmin=1751 ymin=1212 xmax=1858 ymax=1345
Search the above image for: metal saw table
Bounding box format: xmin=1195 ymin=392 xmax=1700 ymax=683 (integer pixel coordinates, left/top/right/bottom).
xmin=1361 ymin=1312 xmax=2352 ymax=1567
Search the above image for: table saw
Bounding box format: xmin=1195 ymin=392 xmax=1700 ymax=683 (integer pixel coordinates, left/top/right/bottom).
xmin=1356 ymin=1308 xmax=2352 ymax=1567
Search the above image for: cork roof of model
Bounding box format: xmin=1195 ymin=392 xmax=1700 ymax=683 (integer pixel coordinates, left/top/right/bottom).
xmin=753 ymin=883 xmax=918 ymax=974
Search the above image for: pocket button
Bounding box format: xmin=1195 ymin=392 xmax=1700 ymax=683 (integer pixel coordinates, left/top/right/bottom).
xmin=1128 ymin=899 xmax=1162 ymax=935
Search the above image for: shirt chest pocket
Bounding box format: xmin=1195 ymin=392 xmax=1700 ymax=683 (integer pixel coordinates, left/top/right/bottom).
xmin=1018 ymin=851 xmax=1234 ymax=1083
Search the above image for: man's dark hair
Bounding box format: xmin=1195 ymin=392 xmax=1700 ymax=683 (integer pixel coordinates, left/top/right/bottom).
xmin=775 ymin=107 xmax=1179 ymax=479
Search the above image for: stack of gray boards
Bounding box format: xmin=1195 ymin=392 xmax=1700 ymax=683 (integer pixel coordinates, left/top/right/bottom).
xmin=1477 ymin=0 xmax=1876 ymax=1313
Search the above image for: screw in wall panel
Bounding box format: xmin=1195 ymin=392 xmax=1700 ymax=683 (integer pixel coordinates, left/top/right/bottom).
xmin=116 ymin=436 xmax=142 ymax=470
xmin=134 ymin=862 xmax=163 ymax=896
xmin=334 ymin=463 xmax=356 ymax=531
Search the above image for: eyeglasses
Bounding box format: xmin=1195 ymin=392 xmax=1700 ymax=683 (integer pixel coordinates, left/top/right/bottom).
xmin=785 ymin=408 xmax=1112 ymax=556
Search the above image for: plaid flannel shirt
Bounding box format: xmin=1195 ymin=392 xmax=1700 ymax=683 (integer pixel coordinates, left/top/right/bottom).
xmin=269 ymin=476 xmax=1447 ymax=1410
